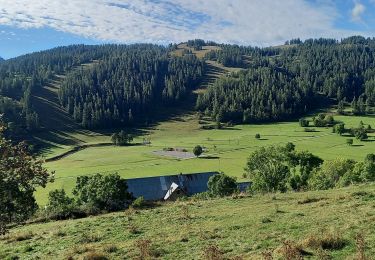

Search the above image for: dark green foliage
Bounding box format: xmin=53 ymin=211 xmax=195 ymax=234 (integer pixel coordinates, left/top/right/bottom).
xmin=299 ymin=118 xmax=309 ymax=127
xmin=207 ymin=174 xmax=238 ymax=197
xmin=246 ymin=143 xmax=323 ymax=192
xmin=73 ymin=173 xmax=132 ymax=211
xmin=255 ymin=133 xmax=261 ymax=139
xmin=333 ymin=123 xmax=345 ymax=135
xmin=245 ymin=145 xmax=291 ymax=193
xmin=59 ymin=45 xmax=204 ymax=128
xmin=187 ymin=39 xmax=206 ymax=50
xmin=197 ymin=66 xmax=310 ymax=123
xmin=346 ymin=138 xmax=354 ymax=146
xmin=193 ymin=145 xmax=203 ymax=157
xmin=0 ymin=45 xmax=113 ymax=134
xmin=111 ymin=130 xmax=133 ymax=146
xmin=308 ymin=159 xmax=356 ymax=189
xmin=201 ymin=37 xmax=375 ymax=122
xmin=46 ymin=189 xmax=76 ymax=220
xmin=0 ymin=122 xmax=52 ymax=232
xmin=352 ymin=127 xmax=368 ymax=141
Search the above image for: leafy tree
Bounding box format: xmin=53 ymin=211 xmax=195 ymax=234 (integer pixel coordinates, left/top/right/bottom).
xmin=352 ymin=128 xmax=368 ymax=141
xmin=245 ymin=145 xmax=290 ymax=193
xmin=337 ymin=100 xmax=345 ymax=114
xmin=289 ymin=151 xmax=323 ymax=191
xmin=193 ymin=145 xmax=203 ymax=157
xmin=0 ymin=121 xmax=53 ymax=233
xmin=365 ymin=153 xmax=375 ymax=163
xmin=207 ymin=174 xmax=238 ymax=197
xmin=46 ymin=189 xmax=75 ymax=220
xmin=333 ymin=123 xmax=345 ymax=135
xmin=73 ymin=173 xmax=132 ymax=211
xmin=299 ymin=118 xmax=309 ymax=127
xmin=308 ymin=158 xmax=356 ymax=190
xmin=111 ymin=130 xmax=133 ymax=146
xmin=324 ymin=115 xmax=335 ymax=125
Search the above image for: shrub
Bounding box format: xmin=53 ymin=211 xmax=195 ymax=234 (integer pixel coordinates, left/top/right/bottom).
xmin=246 ymin=145 xmax=290 ymax=193
xmin=333 ymin=123 xmax=345 ymax=135
xmin=111 ymin=130 xmax=133 ymax=146
xmin=207 ymin=174 xmax=238 ymax=197
xmin=73 ymin=173 xmax=132 ymax=211
xmin=352 ymin=128 xmax=368 ymax=141
xmin=299 ymin=118 xmax=309 ymax=127
xmin=46 ymin=189 xmax=76 ymax=220
xmin=131 ymin=196 xmax=145 ymax=209
xmin=193 ymin=145 xmax=203 ymax=157
xmin=255 ymin=133 xmax=261 ymax=139
xmin=308 ymin=159 xmax=356 ymax=190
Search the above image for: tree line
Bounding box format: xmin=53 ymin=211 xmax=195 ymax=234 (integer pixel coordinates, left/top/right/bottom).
xmin=200 ymin=36 xmax=375 ymax=123
xmin=58 ymin=45 xmax=205 ymax=128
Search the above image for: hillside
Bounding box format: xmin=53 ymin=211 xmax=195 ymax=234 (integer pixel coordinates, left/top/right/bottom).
xmin=35 ymin=111 xmax=375 ymax=205
xmin=1 ymin=184 xmax=374 ymax=259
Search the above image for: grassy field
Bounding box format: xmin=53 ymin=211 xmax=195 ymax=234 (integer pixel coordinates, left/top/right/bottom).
xmin=2 ymin=184 xmax=375 ymax=259
xmin=34 ymin=112 xmax=375 ymax=205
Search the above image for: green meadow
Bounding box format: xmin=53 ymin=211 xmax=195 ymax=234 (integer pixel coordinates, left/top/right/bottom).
xmin=35 ymin=113 xmax=375 ymax=205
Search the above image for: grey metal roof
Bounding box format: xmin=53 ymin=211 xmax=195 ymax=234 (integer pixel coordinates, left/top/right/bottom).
xmin=126 ymin=172 xmax=219 ymax=200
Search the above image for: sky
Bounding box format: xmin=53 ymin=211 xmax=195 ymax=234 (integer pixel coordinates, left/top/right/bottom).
xmin=0 ymin=0 xmax=375 ymax=59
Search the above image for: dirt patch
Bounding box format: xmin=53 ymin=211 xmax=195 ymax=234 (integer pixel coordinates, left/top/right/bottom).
xmin=152 ymin=150 xmax=195 ymax=159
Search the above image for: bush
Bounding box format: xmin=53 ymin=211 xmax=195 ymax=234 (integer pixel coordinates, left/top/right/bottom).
xmin=111 ymin=130 xmax=133 ymax=146
xmin=207 ymin=174 xmax=238 ymax=197
xmin=255 ymin=133 xmax=261 ymax=139
xmin=308 ymin=159 xmax=356 ymax=190
xmin=299 ymin=118 xmax=309 ymax=127
xmin=246 ymin=145 xmax=290 ymax=193
xmin=193 ymin=145 xmax=203 ymax=157
xmin=352 ymin=128 xmax=368 ymax=141
xmin=46 ymin=189 xmax=76 ymax=220
xmin=131 ymin=196 xmax=145 ymax=208
xmin=73 ymin=173 xmax=132 ymax=211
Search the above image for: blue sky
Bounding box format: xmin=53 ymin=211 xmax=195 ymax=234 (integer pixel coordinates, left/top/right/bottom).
xmin=0 ymin=0 xmax=375 ymax=59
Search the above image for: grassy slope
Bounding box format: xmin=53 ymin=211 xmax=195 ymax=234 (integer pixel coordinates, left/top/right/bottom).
xmin=2 ymin=184 xmax=375 ymax=259
xmin=35 ymin=112 xmax=375 ymax=205
xmin=28 ymin=45 xmax=375 ymax=205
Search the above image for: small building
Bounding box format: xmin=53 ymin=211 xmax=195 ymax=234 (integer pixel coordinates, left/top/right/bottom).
xmin=126 ymin=172 xmax=219 ymax=201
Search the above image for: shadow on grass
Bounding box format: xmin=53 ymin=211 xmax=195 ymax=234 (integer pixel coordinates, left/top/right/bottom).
xmin=201 ymin=156 xmax=220 ymax=159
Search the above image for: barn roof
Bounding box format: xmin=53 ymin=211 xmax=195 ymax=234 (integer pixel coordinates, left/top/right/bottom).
xmin=126 ymin=172 xmax=219 ymax=200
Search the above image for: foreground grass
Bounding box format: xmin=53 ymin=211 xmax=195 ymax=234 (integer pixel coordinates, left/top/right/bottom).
xmin=35 ymin=113 xmax=375 ymax=205
xmin=2 ymin=184 xmax=375 ymax=259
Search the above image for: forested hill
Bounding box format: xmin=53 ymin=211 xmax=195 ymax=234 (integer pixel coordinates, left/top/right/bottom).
xmin=1 ymin=37 xmax=375 ymax=134
xmin=0 ymin=44 xmax=205 ymax=133
xmin=198 ymin=36 xmax=375 ymax=122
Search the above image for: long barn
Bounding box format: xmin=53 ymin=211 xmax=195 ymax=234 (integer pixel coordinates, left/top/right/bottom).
xmin=126 ymin=172 xmax=219 ymax=201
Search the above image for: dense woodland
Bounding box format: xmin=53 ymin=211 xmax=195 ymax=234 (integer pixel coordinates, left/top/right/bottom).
xmin=0 ymin=37 xmax=375 ymax=132
xmin=0 ymin=45 xmax=119 ymax=134
xmin=58 ymin=45 xmax=204 ymax=128
xmin=200 ymin=36 xmax=375 ymax=122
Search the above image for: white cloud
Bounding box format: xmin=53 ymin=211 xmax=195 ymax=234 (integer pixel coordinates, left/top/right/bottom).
xmin=351 ymin=1 xmax=366 ymax=22
xmin=0 ymin=0 xmax=370 ymax=46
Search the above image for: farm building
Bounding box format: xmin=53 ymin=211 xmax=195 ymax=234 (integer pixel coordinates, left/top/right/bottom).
xmin=126 ymin=172 xmax=219 ymax=201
